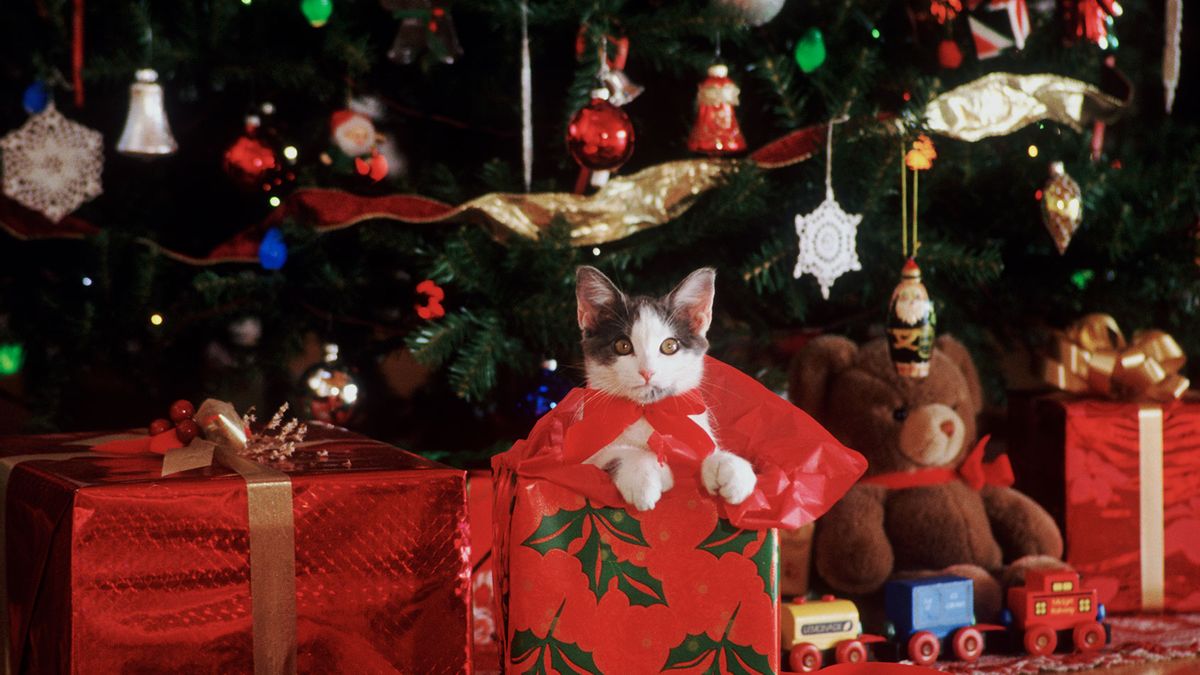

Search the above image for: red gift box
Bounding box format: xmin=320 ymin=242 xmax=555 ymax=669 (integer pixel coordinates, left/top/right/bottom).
xmin=492 ymin=357 xmax=866 ymax=673
xmin=0 ymin=424 xmax=471 ymax=674
xmin=1013 ymin=393 xmax=1200 ymax=613
xmin=467 ymin=469 xmax=500 ymax=674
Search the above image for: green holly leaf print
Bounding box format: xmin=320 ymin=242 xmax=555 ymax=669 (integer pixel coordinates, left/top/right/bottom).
xmin=522 ymin=506 xmax=589 ymax=555
xmin=660 ymin=605 xmax=771 ymax=675
xmin=592 ymin=506 xmax=650 ymax=546
xmin=750 ymin=529 xmax=778 ymax=602
xmin=511 ymin=601 xmax=602 ymax=675
xmin=697 ymin=518 xmax=758 ymax=558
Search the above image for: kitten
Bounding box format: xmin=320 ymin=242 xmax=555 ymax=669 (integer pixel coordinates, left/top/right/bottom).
xmin=575 ymin=266 xmax=757 ymax=511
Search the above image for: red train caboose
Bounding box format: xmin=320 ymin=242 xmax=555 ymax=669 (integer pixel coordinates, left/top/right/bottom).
xmin=1005 ymin=569 xmax=1109 ymax=655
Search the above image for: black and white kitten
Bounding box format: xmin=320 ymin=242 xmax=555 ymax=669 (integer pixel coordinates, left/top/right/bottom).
xmin=575 ymin=266 xmax=757 ymax=511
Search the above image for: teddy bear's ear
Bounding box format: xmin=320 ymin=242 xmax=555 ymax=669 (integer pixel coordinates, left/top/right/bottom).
xmin=936 ymin=334 xmax=983 ymax=413
xmin=789 ymin=335 xmax=859 ymax=420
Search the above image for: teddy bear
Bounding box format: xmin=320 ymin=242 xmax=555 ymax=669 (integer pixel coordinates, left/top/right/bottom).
xmin=789 ymin=334 xmax=1064 ymax=620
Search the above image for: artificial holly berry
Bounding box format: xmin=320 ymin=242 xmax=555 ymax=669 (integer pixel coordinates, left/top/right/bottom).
xmin=175 ymin=418 xmax=201 ymax=443
xmin=170 ymin=399 xmax=196 ymax=422
xmin=149 ymin=418 xmax=174 ymax=435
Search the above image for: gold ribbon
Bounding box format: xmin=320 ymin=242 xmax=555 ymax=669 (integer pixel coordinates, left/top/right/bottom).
xmin=1137 ymin=405 xmax=1166 ymax=611
xmin=923 ymin=72 xmax=1128 ymax=142
xmin=1042 ymin=313 xmax=1190 ymax=402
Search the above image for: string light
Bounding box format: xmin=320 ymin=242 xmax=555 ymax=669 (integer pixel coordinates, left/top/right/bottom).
xmin=592 ymin=247 xmax=601 ymax=256
xmin=0 ymin=343 xmax=24 ymax=376
xmin=283 ymin=146 xmax=298 ymax=161
xmin=150 ymin=313 xmax=164 ymax=326
xmin=871 ymin=28 xmax=881 ymax=39
xmin=82 ymin=276 xmax=93 ymax=286
xmin=269 ymin=196 xmax=282 ymax=207
xmin=1027 ymin=144 xmax=1039 ymax=158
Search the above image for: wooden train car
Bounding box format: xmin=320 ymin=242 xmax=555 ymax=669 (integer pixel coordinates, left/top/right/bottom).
xmin=780 ymin=595 xmax=884 ymax=672
xmin=882 ymin=576 xmax=1000 ymax=665
xmin=1003 ymin=569 xmax=1109 ymax=655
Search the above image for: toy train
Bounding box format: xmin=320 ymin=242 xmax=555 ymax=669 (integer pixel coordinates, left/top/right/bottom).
xmin=780 ymin=570 xmax=1109 ymax=671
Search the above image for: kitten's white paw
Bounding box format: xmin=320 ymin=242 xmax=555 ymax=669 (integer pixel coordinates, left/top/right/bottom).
xmin=701 ymin=450 xmax=756 ymax=505
xmin=613 ymin=453 xmax=666 ymax=511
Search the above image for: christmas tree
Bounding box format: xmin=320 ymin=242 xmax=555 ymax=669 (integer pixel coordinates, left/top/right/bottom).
xmin=0 ymin=0 xmax=1195 ymax=465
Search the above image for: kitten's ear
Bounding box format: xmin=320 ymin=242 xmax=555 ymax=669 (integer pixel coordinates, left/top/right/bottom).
xmin=576 ymin=266 xmax=621 ymax=331
xmin=668 ymin=267 xmax=716 ymax=337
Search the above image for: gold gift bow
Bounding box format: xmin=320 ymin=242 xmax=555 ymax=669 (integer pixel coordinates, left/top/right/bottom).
xmin=0 ymin=419 xmax=299 ymax=675
xmin=1043 ymin=313 xmax=1190 ymax=402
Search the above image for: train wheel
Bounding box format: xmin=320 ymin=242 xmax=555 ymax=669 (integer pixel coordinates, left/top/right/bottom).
xmin=952 ymin=626 xmax=985 ymax=662
xmin=1073 ymin=621 xmax=1106 ymax=653
xmin=1023 ymin=624 xmax=1058 ymax=656
xmin=788 ymin=643 xmax=823 ymax=673
xmin=835 ymin=639 xmax=866 ymax=664
xmin=907 ymin=630 xmax=940 ymax=665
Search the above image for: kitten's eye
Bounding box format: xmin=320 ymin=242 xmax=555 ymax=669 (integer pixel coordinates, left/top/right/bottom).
xmin=660 ymin=338 xmax=680 ymax=355
xmin=613 ymin=338 xmax=633 ymax=355
xmin=893 ymin=406 xmax=909 ymax=422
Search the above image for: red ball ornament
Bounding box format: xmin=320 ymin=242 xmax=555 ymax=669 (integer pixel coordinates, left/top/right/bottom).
xmin=169 ymin=399 xmax=195 ymax=422
xmin=149 ymin=418 xmax=173 ymax=435
xmin=938 ymin=39 xmax=963 ymax=69
xmin=174 ymin=418 xmax=201 ymax=443
xmin=566 ymin=90 xmax=635 ymax=173
xmin=223 ymin=116 xmax=293 ymax=193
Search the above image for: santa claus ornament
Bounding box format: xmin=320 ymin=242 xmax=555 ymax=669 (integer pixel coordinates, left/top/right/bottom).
xmin=329 ymin=109 xmax=388 ymax=182
xmin=687 ymin=63 xmax=746 ymax=156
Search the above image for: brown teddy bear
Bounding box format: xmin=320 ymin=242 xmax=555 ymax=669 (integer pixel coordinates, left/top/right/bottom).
xmin=789 ymin=334 xmax=1064 ymax=620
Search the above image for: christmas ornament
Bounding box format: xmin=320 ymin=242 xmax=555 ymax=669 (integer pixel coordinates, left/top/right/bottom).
xmin=968 ymin=0 xmax=1030 ymax=58
xmin=0 ymin=104 xmax=103 ymax=222
xmin=887 ymin=259 xmax=936 ymax=378
xmin=258 ymin=227 xmax=288 ymax=270
xmin=229 ymin=316 xmax=263 ymax=348
xmin=576 ymin=31 xmax=643 ymax=107
xmin=0 ymin=343 xmax=23 ymax=376
xmin=566 ymin=88 xmax=635 ymax=187
xmin=22 ymin=81 xmax=50 ymax=114
xmin=715 ymin=0 xmax=786 ymax=26
xmin=298 ymin=343 xmax=361 ymax=425
xmin=415 ymin=279 xmax=445 ymax=320
xmin=793 ymin=28 xmax=827 ymax=73
xmin=793 ymin=123 xmax=862 ymax=299
xmin=382 ymin=0 xmax=463 ymax=65
xmin=116 ymin=69 xmax=178 ymax=158
xmin=223 ymin=116 xmax=293 ymax=194
xmin=518 ymin=359 xmax=573 ymax=420
xmin=300 ymin=0 xmax=333 ymax=27
xmin=328 ymin=109 xmax=388 ymax=182
xmin=1063 ymin=0 xmax=1122 ymax=48
xmin=931 ymin=0 xmax=964 ymax=23
xmin=1041 ymin=161 xmax=1082 ymax=254
xmin=1164 ymin=0 xmax=1182 ymax=113
xmin=687 ymin=63 xmax=746 ymax=156
xmin=938 ymin=38 xmax=964 ymax=68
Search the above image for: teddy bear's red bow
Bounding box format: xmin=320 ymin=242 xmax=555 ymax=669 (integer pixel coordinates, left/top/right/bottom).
xmin=561 ymin=389 xmax=715 ymax=466
xmin=861 ymin=434 xmax=1014 ymax=491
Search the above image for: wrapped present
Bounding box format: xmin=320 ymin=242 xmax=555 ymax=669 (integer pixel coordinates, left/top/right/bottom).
xmin=493 ymin=357 xmax=866 ymax=672
xmin=0 ymin=420 xmax=471 ymax=673
xmin=1008 ymin=314 xmax=1197 ymax=613
xmin=467 ymin=469 xmax=501 ymax=674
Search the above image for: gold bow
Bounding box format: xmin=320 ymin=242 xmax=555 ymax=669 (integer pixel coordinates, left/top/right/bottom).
xmin=1043 ymin=313 xmax=1189 ymax=402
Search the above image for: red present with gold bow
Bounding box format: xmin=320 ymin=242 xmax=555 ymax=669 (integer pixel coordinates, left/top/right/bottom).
xmin=492 ymin=357 xmax=866 ymax=673
xmin=0 ymin=421 xmax=471 ymax=674
xmin=1009 ymin=314 xmax=1197 ymax=613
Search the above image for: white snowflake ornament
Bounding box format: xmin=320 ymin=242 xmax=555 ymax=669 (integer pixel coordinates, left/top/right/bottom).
xmin=1 ymin=104 xmax=104 ymax=222
xmin=793 ymin=123 xmax=862 ymax=299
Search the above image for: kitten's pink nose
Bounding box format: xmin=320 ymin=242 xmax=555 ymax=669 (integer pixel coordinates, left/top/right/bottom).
xmin=639 ymin=368 xmax=654 ymax=384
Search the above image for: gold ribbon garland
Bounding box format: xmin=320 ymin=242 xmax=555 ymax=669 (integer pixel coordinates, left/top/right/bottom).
xmin=1043 ymin=313 xmax=1190 ymax=401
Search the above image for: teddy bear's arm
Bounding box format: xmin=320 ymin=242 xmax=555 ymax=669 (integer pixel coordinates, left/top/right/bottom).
xmin=814 ymin=483 xmax=894 ymax=595
xmin=980 ymin=485 xmax=1064 ymax=561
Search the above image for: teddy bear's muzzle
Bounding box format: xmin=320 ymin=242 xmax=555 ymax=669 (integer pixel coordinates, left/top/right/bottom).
xmin=898 ymin=403 xmax=966 ymax=466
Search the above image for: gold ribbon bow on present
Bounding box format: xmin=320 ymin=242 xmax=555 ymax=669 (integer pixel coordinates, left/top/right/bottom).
xmin=1043 ymin=313 xmax=1190 ymax=402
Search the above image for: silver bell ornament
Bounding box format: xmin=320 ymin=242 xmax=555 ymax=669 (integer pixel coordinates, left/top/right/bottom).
xmin=116 ymin=69 xmax=178 ymax=158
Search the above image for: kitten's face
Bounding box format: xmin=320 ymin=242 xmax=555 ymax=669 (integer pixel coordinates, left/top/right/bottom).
xmin=576 ymin=267 xmax=715 ymax=404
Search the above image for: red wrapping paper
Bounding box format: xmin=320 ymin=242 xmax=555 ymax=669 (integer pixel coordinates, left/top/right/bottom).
xmin=1059 ymin=396 xmax=1200 ymax=613
xmin=467 ymin=469 xmax=500 ymax=673
xmin=492 ymin=357 xmax=866 ymax=673
xmin=0 ymin=425 xmax=471 ymax=674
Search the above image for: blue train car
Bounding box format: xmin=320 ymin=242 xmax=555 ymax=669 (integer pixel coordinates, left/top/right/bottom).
xmin=883 ymin=576 xmax=997 ymax=665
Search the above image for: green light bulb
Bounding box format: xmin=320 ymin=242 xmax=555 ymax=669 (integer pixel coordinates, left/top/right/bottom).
xmin=0 ymin=343 xmax=23 ymax=376
xmin=300 ymin=0 xmax=332 ymax=27
xmin=794 ymin=27 xmax=827 ymax=74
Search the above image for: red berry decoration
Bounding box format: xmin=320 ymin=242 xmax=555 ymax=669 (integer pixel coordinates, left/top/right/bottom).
xmin=174 ymin=418 xmax=201 ymax=443
xmin=169 ymin=399 xmax=196 ymax=422
xmin=566 ymin=90 xmax=635 ymax=173
xmin=938 ymin=39 xmax=963 ymax=69
xmin=149 ymin=418 xmax=173 ymax=435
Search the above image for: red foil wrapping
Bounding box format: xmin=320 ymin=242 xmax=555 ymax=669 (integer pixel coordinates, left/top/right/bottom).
xmin=467 ymin=470 xmax=500 ymax=673
xmin=0 ymin=425 xmax=471 ymax=674
xmin=492 ymin=357 xmax=866 ymax=672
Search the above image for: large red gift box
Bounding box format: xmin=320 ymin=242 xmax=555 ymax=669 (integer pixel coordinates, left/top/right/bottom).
xmin=0 ymin=424 xmax=471 ymax=674
xmin=492 ymin=357 xmax=866 ymax=673
xmin=1011 ymin=393 xmax=1200 ymax=613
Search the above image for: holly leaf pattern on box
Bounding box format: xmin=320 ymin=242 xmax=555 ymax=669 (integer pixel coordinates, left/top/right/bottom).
xmin=750 ymin=529 xmax=778 ymax=602
xmin=523 ymin=503 xmax=666 ymax=606
xmin=661 ymin=604 xmax=772 ymax=674
xmin=512 ymin=601 xmax=602 ymax=675
xmin=697 ymin=517 xmax=758 ymax=558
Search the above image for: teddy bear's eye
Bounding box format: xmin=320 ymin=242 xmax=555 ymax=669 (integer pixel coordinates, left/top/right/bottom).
xmin=893 ymin=407 xmax=909 ymax=421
